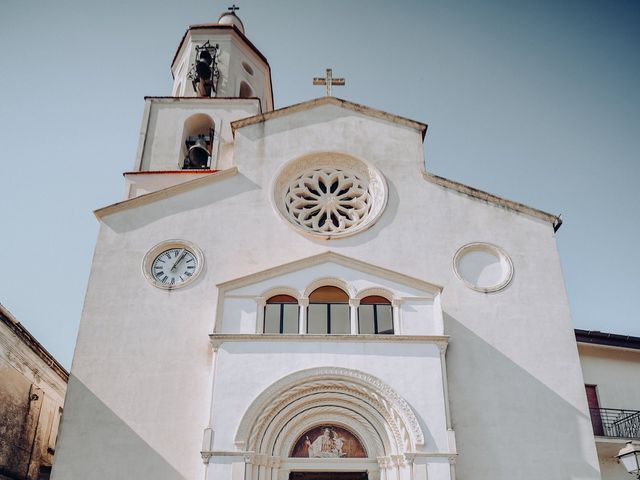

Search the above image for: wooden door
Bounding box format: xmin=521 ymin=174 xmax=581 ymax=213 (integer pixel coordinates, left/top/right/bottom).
xmin=289 ymin=473 xmax=368 ymax=480
xmin=585 ymin=384 xmax=604 ymax=436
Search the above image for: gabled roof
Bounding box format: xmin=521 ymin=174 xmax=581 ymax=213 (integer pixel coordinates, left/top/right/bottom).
xmin=423 ymin=172 xmax=563 ymax=231
xmin=217 ymin=250 xmax=443 ymax=295
xmin=230 ymin=96 xmax=428 ymax=140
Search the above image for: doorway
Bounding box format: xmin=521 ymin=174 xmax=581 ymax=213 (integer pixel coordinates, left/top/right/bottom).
xmin=289 ymin=473 xmax=368 ymax=480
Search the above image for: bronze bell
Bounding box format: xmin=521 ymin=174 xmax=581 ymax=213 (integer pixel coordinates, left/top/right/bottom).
xmin=184 ymin=136 xmax=210 ymax=169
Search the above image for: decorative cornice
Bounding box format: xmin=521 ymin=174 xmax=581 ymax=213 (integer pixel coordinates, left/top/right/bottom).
xmin=422 ymin=171 xmax=561 ymax=230
xmin=210 ymin=334 xmax=449 ymax=349
xmin=94 ymin=167 xmax=238 ymax=219
xmin=123 ymin=169 xmax=218 ymax=176
xmin=231 ymin=96 xmax=427 ymax=140
xmin=217 ymin=251 xmax=442 ymax=296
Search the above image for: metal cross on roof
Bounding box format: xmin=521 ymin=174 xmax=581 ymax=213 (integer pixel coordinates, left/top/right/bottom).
xmin=228 ymin=4 xmax=239 ymax=13
xmin=313 ymin=68 xmax=345 ymax=97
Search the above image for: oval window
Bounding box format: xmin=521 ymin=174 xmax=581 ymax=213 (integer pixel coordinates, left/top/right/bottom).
xmin=454 ymin=243 xmax=513 ymax=293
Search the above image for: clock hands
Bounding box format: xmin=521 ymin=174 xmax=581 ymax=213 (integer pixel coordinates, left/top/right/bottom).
xmin=170 ymin=249 xmax=188 ymax=272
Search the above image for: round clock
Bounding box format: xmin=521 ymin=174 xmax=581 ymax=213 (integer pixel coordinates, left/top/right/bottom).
xmin=143 ymin=240 xmax=204 ymax=289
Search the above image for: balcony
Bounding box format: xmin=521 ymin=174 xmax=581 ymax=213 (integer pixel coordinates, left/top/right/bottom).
xmin=591 ymin=408 xmax=640 ymax=439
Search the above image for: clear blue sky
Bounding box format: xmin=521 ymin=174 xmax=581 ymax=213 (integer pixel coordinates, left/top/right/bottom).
xmin=1 ymin=0 xmax=638 ymax=368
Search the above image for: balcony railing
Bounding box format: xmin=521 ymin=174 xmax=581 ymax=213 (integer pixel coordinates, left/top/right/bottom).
xmin=590 ymin=408 xmax=640 ymax=439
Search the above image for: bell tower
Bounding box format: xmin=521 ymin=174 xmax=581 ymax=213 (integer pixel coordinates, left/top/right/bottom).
xmin=124 ymin=7 xmax=273 ymax=199
xmin=171 ymin=7 xmax=273 ymax=106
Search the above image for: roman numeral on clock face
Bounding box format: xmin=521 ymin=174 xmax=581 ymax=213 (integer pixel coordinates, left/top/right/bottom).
xmin=149 ymin=245 xmax=201 ymax=288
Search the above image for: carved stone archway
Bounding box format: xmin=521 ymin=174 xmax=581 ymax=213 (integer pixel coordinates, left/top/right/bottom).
xmin=235 ymin=367 xmax=425 ymax=480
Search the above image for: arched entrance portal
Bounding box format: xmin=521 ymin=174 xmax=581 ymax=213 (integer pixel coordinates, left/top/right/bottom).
xmin=235 ymin=367 xmax=425 ymax=480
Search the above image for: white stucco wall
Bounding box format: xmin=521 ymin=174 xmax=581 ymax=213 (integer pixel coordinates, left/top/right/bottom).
xmin=135 ymin=98 xmax=261 ymax=177
xmin=52 ymin=102 xmax=599 ymax=480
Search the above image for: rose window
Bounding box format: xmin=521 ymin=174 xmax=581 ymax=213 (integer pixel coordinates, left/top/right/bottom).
xmin=284 ymin=169 xmax=372 ymax=234
xmin=273 ymin=153 xmax=388 ymax=238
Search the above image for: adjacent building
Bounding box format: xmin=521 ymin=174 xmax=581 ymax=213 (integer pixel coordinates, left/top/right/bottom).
xmin=577 ymin=329 xmax=640 ymax=479
xmin=0 ymin=304 xmax=67 ymax=480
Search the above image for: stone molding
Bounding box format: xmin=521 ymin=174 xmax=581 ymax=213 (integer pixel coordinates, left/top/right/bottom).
xmin=217 ymin=251 xmax=443 ymax=296
xmin=235 ymin=367 xmax=426 ymax=453
xmin=422 ymin=171 xmax=561 ymax=230
xmin=94 ymin=166 xmax=239 ymax=219
xmin=210 ymin=333 xmax=448 ymax=349
xmin=231 ymin=96 xmax=427 ymax=139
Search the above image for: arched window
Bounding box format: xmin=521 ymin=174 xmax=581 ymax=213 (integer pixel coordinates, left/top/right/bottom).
xmin=307 ymin=286 xmax=350 ymax=334
xmin=264 ymin=295 xmax=299 ymax=334
xmin=181 ymin=113 xmax=214 ymax=169
xmin=358 ymin=296 xmax=393 ymax=334
xmin=239 ymin=80 xmax=253 ymax=98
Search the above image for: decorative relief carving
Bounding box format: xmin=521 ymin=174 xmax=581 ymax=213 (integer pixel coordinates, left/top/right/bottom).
xmin=278 ymin=406 xmax=384 ymax=458
xmin=291 ymin=425 xmax=366 ymax=458
xmin=284 ymin=168 xmax=372 ymax=234
xmin=237 ymin=367 xmax=425 ymax=456
xmin=272 ymin=153 xmax=388 ymax=239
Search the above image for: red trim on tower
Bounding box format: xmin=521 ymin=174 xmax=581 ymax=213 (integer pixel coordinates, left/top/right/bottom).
xmin=123 ymin=170 xmax=219 ymax=176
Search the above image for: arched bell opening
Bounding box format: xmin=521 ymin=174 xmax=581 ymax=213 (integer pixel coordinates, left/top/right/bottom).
xmin=180 ymin=113 xmax=215 ymax=169
xmin=239 ymin=80 xmax=254 ymax=98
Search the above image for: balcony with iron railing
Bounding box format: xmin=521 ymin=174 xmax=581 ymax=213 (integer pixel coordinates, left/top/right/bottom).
xmin=590 ymin=408 xmax=640 ymax=439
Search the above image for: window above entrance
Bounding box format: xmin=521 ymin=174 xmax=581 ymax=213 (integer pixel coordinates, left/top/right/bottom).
xmin=216 ymin=252 xmax=443 ymax=336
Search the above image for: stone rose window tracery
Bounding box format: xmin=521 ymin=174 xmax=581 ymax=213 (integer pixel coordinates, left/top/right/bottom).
xmin=285 ymin=168 xmax=372 ymax=234
xmin=273 ymin=153 xmax=388 ymax=239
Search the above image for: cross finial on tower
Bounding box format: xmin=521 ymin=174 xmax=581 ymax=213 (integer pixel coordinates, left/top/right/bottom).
xmin=313 ymin=68 xmax=345 ymax=97
xmin=228 ymin=4 xmax=239 ymax=13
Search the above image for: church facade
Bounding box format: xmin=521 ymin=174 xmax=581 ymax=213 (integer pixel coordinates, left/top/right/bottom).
xmin=52 ymin=10 xmax=604 ymax=480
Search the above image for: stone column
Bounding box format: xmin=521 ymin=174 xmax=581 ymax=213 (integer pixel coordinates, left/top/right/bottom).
xmin=299 ymin=298 xmax=309 ymax=334
xmin=391 ymin=299 xmax=402 ymax=334
xmin=349 ymin=298 xmax=360 ymax=334
xmin=404 ymin=453 xmax=415 ymax=480
xmin=256 ymin=297 xmax=266 ymax=333
xmin=378 ymin=456 xmax=392 ymax=480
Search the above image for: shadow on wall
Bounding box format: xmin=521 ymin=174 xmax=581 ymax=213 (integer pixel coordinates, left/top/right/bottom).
xmin=443 ymin=313 xmax=601 ymax=480
xmin=101 ymin=173 xmax=260 ymax=234
xmin=51 ymin=375 xmax=188 ymax=480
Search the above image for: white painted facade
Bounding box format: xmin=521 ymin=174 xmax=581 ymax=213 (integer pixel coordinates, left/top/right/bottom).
xmin=52 ymin=11 xmax=602 ymax=480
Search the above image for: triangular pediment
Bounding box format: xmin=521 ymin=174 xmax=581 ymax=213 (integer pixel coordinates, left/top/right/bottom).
xmin=230 ymin=96 xmax=428 ymax=141
xmin=218 ymin=251 xmax=442 ymax=297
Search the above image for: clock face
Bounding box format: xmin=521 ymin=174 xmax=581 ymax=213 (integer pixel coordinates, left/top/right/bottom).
xmin=143 ymin=240 xmax=204 ymax=290
xmin=151 ymin=248 xmax=198 ymax=287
